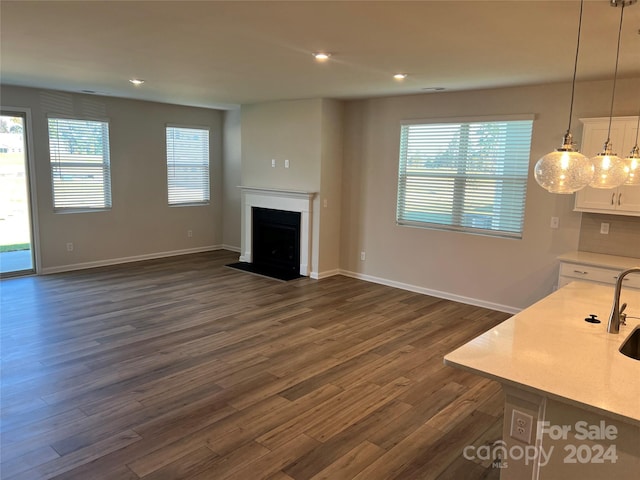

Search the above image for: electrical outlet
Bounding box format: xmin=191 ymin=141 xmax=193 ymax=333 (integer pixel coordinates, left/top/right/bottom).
xmin=323 ymin=198 xmax=328 ymax=208
xmin=360 ymin=251 xmax=366 ymax=261
xmin=510 ymin=409 xmax=533 ymax=444
xmin=550 ymin=216 xmax=559 ymax=229
xmin=285 ymin=159 xmax=290 ymax=168
xmin=187 ymin=230 xmax=193 ymax=238
xmin=600 ymin=223 xmax=610 ymax=234
xmin=66 ymin=242 xmax=74 ymax=252
xmin=271 ymin=159 xmax=276 ymax=168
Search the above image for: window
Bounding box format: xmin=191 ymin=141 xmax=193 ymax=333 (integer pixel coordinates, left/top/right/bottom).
xmin=166 ymin=126 xmax=210 ymax=205
xmin=48 ymin=117 xmax=112 ymax=211
xmin=397 ymin=117 xmax=533 ymax=238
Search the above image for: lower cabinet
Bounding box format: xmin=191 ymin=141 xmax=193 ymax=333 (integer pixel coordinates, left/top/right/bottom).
xmin=558 ymin=261 xmax=640 ymax=290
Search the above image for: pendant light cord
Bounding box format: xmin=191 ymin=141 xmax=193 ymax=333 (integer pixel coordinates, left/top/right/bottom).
xmin=566 ymin=0 xmax=584 ymax=135
xmin=635 ymin=109 xmax=640 ymax=146
xmin=606 ymin=2 xmax=626 ymax=141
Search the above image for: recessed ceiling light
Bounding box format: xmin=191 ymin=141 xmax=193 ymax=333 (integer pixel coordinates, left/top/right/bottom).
xmin=129 ymin=78 xmax=145 ymax=86
xmin=312 ymin=52 xmax=331 ymax=61
xmin=394 ymin=73 xmax=408 ymax=80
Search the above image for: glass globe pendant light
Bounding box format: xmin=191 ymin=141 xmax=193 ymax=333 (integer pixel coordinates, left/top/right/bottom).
xmin=623 ymin=114 xmax=640 ymax=186
xmin=534 ymin=0 xmax=593 ymax=194
xmin=534 ymin=133 xmax=593 ymax=194
xmin=588 ymin=0 xmax=633 ymax=189
xmin=589 ymin=140 xmax=628 ymax=188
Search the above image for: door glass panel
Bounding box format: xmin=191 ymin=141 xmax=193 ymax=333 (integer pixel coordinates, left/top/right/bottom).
xmin=0 ymin=113 xmax=34 ymax=275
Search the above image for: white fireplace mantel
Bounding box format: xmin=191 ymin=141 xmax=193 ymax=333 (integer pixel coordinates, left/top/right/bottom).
xmin=239 ymin=186 xmax=317 ymax=276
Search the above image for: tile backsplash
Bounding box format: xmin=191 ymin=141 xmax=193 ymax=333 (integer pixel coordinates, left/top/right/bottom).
xmin=578 ymin=213 xmax=640 ymax=258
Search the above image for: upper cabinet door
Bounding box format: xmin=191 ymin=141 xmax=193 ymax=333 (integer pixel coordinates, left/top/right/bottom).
xmin=574 ymin=117 xmax=640 ymax=216
xmin=617 ymin=185 xmax=640 ymax=213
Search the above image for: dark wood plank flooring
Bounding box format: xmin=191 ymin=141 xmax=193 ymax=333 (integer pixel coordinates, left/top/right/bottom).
xmin=1 ymin=250 xmax=511 ymax=479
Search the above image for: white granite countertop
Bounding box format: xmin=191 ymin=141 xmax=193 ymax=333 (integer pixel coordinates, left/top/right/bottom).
xmin=444 ymin=281 xmax=640 ymax=424
xmin=558 ymin=251 xmax=640 ymax=270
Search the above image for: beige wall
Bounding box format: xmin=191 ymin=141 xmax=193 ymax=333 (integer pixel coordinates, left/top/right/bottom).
xmin=240 ymin=98 xmax=343 ymax=276
xmin=318 ymin=99 xmax=344 ymax=275
xmin=6 ymin=78 xmax=638 ymax=310
xmin=222 ymin=109 xmax=242 ymax=250
xmin=340 ymin=77 xmax=640 ymax=311
xmin=241 ymin=99 xmax=322 ymax=192
xmin=1 ymin=85 xmax=224 ymax=272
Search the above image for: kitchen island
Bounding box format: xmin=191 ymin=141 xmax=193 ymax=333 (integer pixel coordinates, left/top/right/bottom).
xmin=444 ymin=281 xmax=640 ymax=479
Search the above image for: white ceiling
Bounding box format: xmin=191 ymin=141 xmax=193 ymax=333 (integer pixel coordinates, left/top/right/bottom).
xmin=1 ymin=1 xmax=639 ymax=110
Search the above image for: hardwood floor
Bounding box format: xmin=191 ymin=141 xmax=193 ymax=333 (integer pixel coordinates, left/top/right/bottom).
xmin=1 ymin=250 xmax=511 ymax=479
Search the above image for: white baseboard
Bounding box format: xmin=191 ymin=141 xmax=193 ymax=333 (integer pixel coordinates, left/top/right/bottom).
xmin=338 ymin=269 xmax=520 ymax=314
xmin=310 ymin=269 xmax=340 ymax=280
xmin=40 ymin=247 xmax=519 ymax=314
xmin=41 ymin=245 xmax=223 ymax=275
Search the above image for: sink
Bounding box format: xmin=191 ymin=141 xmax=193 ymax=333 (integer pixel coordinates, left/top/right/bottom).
xmin=620 ymin=326 xmax=640 ymax=361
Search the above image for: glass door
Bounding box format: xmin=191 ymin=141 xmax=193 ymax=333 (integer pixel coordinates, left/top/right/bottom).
xmin=0 ymin=111 xmax=35 ymax=276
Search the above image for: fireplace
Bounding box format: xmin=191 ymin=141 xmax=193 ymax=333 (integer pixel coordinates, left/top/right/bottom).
xmin=238 ymin=187 xmax=316 ymax=277
xmin=252 ymin=207 xmax=301 ymax=276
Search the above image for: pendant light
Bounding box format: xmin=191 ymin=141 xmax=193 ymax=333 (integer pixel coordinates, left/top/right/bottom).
xmin=623 ymin=113 xmax=640 ymax=185
xmin=588 ymin=0 xmax=633 ymax=189
xmin=534 ymin=0 xmax=593 ymax=194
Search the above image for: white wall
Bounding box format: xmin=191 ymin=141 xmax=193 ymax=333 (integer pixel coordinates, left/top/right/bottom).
xmin=340 ymin=77 xmax=640 ymax=311
xmin=1 ymin=85 xmax=224 ymax=272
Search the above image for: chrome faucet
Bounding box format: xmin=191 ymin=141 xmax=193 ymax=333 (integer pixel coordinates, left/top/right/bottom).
xmin=607 ymin=267 xmax=640 ymax=334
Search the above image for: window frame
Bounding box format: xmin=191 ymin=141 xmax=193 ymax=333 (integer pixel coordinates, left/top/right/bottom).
xmin=47 ymin=116 xmax=112 ymax=213
xmin=396 ymin=115 xmax=534 ymax=239
xmin=165 ymin=124 xmax=210 ymax=207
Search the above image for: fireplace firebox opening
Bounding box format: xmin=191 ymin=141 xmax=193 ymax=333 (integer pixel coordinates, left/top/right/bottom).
xmin=252 ymin=207 xmax=301 ymax=275
xmin=226 ymin=207 xmax=304 ymax=281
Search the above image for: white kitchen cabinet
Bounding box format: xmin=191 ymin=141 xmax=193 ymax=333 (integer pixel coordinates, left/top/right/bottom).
xmin=558 ymin=262 xmax=640 ymax=289
xmin=574 ymin=116 xmax=640 ymax=216
xmin=557 ymin=251 xmax=640 ymax=290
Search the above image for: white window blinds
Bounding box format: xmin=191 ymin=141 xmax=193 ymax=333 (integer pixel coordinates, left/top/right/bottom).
xmin=397 ymin=119 xmax=533 ymax=238
xmin=48 ymin=118 xmax=112 ymax=211
xmin=166 ymin=126 xmax=210 ymax=205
